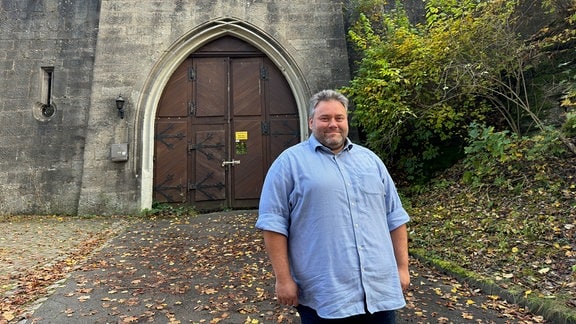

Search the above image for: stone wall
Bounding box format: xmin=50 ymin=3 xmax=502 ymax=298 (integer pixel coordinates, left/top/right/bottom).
xmin=0 ymin=0 xmax=351 ymax=215
xmin=0 ymin=0 xmax=100 ymax=214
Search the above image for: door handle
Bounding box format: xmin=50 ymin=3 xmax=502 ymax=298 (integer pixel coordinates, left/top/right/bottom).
xmin=221 ymin=159 xmax=241 ymax=167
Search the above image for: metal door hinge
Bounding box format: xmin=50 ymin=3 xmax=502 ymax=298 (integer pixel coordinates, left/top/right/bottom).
xmin=189 ymin=101 xmax=196 ymax=115
xmin=260 ymin=66 xmax=268 ymax=80
xmin=261 ymin=121 xmax=270 ymax=135
xmin=188 ymin=67 xmax=196 ymax=81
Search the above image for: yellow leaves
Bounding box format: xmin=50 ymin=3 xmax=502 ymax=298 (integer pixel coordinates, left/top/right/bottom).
xmin=64 ymin=258 xmax=78 ymax=266
xmin=255 ymin=287 xmax=266 ymax=299
xmin=167 ymin=314 xmax=181 ymax=324
xmin=2 ymin=311 xmax=15 ymax=322
xmin=204 ymin=288 xmax=218 ymax=295
xmin=449 ymin=283 xmax=464 ymax=294
xmin=238 ymin=305 xmax=258 ymax=314
xmin=243 ymin=316 xmax=259 ymax=324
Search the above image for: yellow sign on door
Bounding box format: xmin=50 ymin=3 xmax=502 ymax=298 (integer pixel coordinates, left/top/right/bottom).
xmin=235 ymin=131 xmax=248 ymax=141
xmin=235 ymin=131 xmax=248 ymax=155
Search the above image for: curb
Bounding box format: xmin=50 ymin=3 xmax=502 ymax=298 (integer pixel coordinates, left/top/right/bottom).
xmin=411 ymin=252 xmax=576 ymax=324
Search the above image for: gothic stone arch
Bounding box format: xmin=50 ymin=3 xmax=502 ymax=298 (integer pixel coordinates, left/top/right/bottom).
xmin=136 ymin=17 xmax=310 ymax=211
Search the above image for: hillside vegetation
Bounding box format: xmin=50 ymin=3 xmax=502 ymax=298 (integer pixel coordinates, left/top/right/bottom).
xmin=343 ymin=0 xmax=576 ymax=182
xmin=405 ymin=131 xmax=576 ymax=322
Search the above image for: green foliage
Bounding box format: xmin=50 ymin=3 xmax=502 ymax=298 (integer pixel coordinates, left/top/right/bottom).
xmin=462 ymin=123 xmax=566 ymax=189
xmin=343 ymin=0 xmax=576 ymax=182
xmin=141 ymin=202 xmax=197 ymax=217
xmin=342 ymin=0 xmax=537 ymax=182
xmin=562 ymin=112 xmax=576 ymax=137
xmin=462 ymin=123 xmax=514 ymax=186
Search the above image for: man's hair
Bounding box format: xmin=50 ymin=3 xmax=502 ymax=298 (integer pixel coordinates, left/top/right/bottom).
xmin=308 ymin=90 xmax=349 ymax=117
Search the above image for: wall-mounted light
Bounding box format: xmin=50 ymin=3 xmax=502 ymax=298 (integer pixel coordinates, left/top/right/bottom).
xmin=116 ymin=95 xmax=126 ymax=119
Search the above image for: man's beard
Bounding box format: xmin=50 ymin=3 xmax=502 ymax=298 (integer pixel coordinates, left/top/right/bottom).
xmin=322 ymin=134 xmax=345 ymax=151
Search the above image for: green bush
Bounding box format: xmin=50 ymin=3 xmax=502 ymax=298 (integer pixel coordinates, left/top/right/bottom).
xmin=342 ymin=0 xmax=536 ymax=182
xmin=561 ymin=112 xmax=576 ymax=137
xmin=141 ymin=202 xmax=197 ymax=217
xmin=462 ymin=123 xmax=565 ymax=189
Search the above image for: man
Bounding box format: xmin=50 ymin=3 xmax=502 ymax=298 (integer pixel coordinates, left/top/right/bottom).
xmin=256 ymin=90 xmax=410 ymax=323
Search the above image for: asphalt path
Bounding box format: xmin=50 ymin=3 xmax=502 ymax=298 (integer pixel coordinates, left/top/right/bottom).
xmin=2 ymin=211 xmax=546 ymax=323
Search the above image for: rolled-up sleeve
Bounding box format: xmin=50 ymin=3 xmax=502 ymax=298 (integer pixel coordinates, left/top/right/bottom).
xmin=256 ymin=155 xmax=292 ymax=237
xmin=383 ymin=168 xmax=410 ymax=231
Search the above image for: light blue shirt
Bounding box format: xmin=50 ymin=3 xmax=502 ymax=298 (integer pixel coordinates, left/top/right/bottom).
xmin=256 ymin=135 xmax=410 ymax=319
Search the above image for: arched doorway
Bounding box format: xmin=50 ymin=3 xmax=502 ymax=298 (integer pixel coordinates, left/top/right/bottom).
xmin=153 ymin=36 xmax=300 ymax=210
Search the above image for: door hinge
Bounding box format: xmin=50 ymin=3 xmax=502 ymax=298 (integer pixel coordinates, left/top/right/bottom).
xmin=260 ymin=66 xmax=268 ymax=80
xmin=261 ymin=121 xmax=270 ymax=135
xmin=188 ymin=67 xmax=196 ymax=81
xmin=189 ymin=101 xmax=196 ymax=116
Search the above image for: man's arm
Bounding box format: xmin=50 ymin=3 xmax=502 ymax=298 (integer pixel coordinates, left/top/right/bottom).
xmin=390 ymin=224 xmax=410 ymax=291
xmin=262 ymin=230 xmax=299 ymax=306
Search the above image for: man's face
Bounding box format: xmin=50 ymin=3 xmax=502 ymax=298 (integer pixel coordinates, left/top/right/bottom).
xmin=309 ymin=99 xmax=349 ymax=153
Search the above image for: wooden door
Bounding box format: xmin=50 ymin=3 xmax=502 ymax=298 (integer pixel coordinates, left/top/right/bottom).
xmin=154 ymin=36 xmax=299 ymax=210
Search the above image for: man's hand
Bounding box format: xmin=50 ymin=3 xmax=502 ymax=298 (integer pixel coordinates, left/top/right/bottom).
xmin=390 ymin=224 xmax=410 ymax=291
xmin=275 ymin=278 xmax=299 ymax=306
xmin=398 ymin=266 xmax=410 ymax=291
xmin=262 ymin=230 xmax=298 ymax=306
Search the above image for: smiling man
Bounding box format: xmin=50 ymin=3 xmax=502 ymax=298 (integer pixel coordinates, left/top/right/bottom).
xmin=256 ymin=90 xmax=410 ymax=323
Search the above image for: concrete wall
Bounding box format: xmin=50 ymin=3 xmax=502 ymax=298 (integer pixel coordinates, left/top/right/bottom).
xmin=0 ymin=0 xmax=351 ymax=215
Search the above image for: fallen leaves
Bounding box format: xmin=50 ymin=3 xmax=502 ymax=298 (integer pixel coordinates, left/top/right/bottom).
xmin=0 ymin=216 xmax=128 ymax=322
xmin=398 ymin=257 xmax=554 ymax=323
xmin=408 ymin=154 xmax=576 ymax=321
xmin=16 ymin=212 xmax=297 ymax=323
xmin=1 ymin=210 xmax=562 ymax=323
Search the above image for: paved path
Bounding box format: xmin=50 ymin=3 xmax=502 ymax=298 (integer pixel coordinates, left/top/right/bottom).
xmin=1 ymin=212 xmax=545 ymax=323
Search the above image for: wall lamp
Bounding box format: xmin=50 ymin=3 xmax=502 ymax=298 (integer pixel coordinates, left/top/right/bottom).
xmin=116 ymin=94 xmax=126 ymax=119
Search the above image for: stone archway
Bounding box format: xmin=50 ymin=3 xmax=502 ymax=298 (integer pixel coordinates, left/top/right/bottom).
xmin=136 ymin=17 xmax=310 ymax=211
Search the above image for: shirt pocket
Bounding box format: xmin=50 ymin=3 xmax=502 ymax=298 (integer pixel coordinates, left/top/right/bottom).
xmin=358 ymin=173 xmax=385 ymax=195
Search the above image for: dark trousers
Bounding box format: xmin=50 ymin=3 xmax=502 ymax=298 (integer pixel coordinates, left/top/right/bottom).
xmin=296 ymin=305 xmax=396 ymax=324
